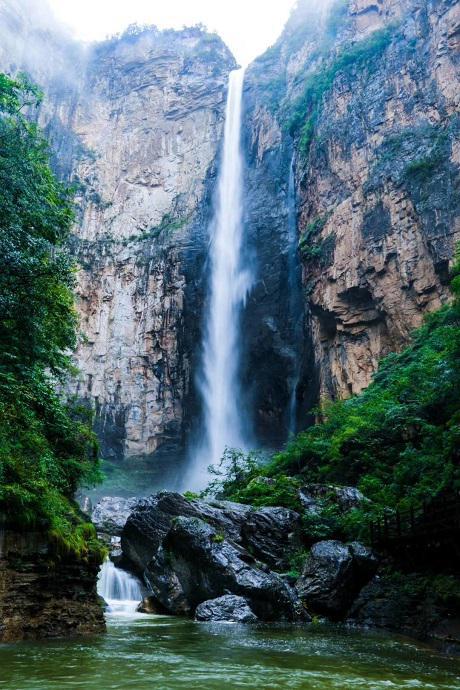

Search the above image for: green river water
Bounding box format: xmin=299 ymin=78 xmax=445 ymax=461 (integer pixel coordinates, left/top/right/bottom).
xmin=0 ymin=611 xmax=459 ymax=690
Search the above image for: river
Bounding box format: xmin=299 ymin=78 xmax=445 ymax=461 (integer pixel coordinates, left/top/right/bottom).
xmin=1 ymin=611 xmax=459 ymax=689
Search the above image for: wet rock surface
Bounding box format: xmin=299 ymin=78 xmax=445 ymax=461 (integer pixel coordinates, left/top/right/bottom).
xmin=195 ymin=595 xmax=258 ymax=623
xmin=295 ymin=540 xmax=378 ymax=618
xmin=92 ymin=496 xmax=140 ymax=535
xmin=0 ymin=531 xmax=105 ymax=642
xmin=144 ymin=516 xmax=304 ymax=621
xmin=348 ymin=570 xmax=460 ymax=651
xmin=121 ymin=492 xmax=301 ymax=574
xmin=299 ymin=485 xmax=367 ymax=514
xmin=241 ymin=506 xmax=301 ymax=571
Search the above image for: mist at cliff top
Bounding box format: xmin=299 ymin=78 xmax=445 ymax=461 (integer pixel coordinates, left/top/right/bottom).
xmin=47 ymin=0 xmax=297 ymax=65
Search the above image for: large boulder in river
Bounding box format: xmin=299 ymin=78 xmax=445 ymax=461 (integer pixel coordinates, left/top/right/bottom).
xmin=92 ymin=496 xmax=139 ymax=535
xmin=121 ymin=493 xmax=198 ymax=572
xmin=121 ymin=492 xmax=251 ymax=573
xmin=121 ymin=491 xmax=300 ymax=573
xmin=144 ymin=516 xmax=306 ymax=622
xmin=195 ymin=595 xmax=258 ymax=623
xmin=295 ymin=540 xmax=377 ymax=618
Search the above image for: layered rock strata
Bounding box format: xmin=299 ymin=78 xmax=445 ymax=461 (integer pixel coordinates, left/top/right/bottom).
xmin=0 ymin=530 xmax=105 ymax=641
xmin=244 ymin=0 xmax=460 ymax=401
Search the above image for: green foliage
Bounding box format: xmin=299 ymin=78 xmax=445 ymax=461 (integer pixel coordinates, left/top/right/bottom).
xmin=286 ymin=27 xmax=395 ymax=159
xmin=367 ymin=123 xmax=450 ymax=192
xmin=403 ymin=151 xmax=446 ymax=181
xmin=211 ymin=533 xmax=225 ymax=544
xmin=380 ymin=570 xmax=460 ymax=614
xmin=286 ymin=548 xmax=310 ymax=579
xmin=299 ymin=215 xmax=335 ymax=265
xmin=0 ymin=73 xmax=102 ymax=558
xmin=201 ymin=448 xmax=263 ymax=501
xmin=183 ymin=490 xmax=200 ymax=501
xmin=207 ymin=253 xmax=460 ymax=542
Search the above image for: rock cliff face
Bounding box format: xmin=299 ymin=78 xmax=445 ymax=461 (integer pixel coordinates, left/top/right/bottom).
xmin=244 ymin=0 xmax=460 ymax=401
xmin=64 ymin=29 xmax=235 ymax=484
xmin=0 ymin=530 xmax=105 ymax=641
xmin=1 ymin=0 xmax=459 ymax=482
xmin=0 ymin=8 xmax=236 ymax=485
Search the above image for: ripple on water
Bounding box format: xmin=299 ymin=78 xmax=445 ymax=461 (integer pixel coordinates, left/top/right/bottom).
xmin=0 ymin=617 xmax=459 ymax=690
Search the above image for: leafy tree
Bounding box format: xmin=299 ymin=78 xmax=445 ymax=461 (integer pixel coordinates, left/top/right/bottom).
xmin=0 ymin=72 xmax=102 ymax=558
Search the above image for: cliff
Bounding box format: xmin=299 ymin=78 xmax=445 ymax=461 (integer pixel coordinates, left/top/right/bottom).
xmin=1 ymin=0 xmax=458 ymax=482
xmin=63 ymin=28 xmax=236 ymax=487
xmin=245 ymin=0 xmax=460 ymax=401
xmin=0 ymin=531 xmax=105 ymax=641
xmin=0 ymin=9 xmax=236 ymax=487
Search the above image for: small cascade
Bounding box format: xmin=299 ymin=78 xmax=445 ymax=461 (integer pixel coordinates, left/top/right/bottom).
xmin=97 ymin=559 xmax=143 ymax=615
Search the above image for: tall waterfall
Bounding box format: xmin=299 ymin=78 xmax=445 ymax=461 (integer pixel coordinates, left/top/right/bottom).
xmin=97 ymin=560 xmax=143 ymax=615
xmin=287 ymin=155 xmax=302 ymax=438
xmin=187 ymin=68 xmax=251 ymax=490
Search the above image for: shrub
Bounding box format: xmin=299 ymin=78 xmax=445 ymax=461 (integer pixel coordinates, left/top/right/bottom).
xmin=205 ymin=249 xmax=460 ymax=541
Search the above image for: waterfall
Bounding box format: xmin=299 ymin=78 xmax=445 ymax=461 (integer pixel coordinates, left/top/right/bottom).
xmin=187 ymin=68 xmax=251 ymax=490
xmin=287 ymin=155 xmax=302 ymax=438
xmin=97 ymin=560 xmax=143 ymax=615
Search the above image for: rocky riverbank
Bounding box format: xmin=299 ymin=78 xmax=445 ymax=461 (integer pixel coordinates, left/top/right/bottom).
xmin=91 ymin=491 xmax=460 ymax=650
xmin=0 ymin=530 xmax=105 ymax=642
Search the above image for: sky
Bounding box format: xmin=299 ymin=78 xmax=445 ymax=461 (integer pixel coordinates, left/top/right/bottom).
xmin=47 ymin=0 xmax=297 ymax=66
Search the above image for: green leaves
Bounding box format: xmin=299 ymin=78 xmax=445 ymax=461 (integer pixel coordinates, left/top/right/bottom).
xmin=212 ymin=251 xmax=460 ymax=541
xmin=0 ymin=72 xmax=101 ymax=557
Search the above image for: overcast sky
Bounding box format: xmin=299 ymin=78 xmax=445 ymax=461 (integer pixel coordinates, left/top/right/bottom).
xmin=47 ymin=0 xmax=296 ymax=66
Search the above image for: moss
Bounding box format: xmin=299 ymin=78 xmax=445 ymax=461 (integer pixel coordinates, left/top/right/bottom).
xmin=211 ymin=533 xmax=225 ymax=544
xmin=299 ymin=214 xmax=335 ymax=266
xmin=183 ymin=491 xmax=200 ymax=501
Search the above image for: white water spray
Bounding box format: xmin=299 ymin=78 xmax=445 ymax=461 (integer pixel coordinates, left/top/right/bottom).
xmin=97 ymin=560 xmax=143 ymax=615
xmin=187 ymin=68 xmax=251 ymax=490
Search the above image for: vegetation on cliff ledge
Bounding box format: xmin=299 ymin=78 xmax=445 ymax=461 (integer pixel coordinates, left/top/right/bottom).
xmin=206 ymin=251 xmax=460 ymax=540
xmin=287 ymin=26 xmax=396 ymax=158
xmin=0 ymin=73 xmax=102 ymax=558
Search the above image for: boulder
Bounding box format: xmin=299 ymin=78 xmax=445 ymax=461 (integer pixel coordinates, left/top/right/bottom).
xmin=299 ymin=485 xmax=367 ymax=514
xmin=295 ymin=540 xmax=378 ymax=618
xmin=121 ymin=491 xmax=301 ymax=574
xmin=195 ymin=595 xmax=258 ymax=623
xmin=121 ymin=492 xmax=257 ymax=573
xmin=241 ymin=506 xmax=301 ymax=570
xmin=144 ymin=516 xmax=306 ymax=622
xmin=92 ymin=496 xmax=139 ymax=536
xmin=121 ymin=493 xmax=198 ymax=572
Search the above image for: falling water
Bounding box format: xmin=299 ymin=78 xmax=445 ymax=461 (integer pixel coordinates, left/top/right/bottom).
xmin=97 ymin=559 xmax=143 ymax=615
xmin=287 ymin=155 xmax=302 ymax=438
xmin=187 ymin=68 xmax=251 ymax=490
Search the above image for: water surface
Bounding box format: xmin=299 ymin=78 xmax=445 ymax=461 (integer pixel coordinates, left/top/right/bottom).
xmin=1 ymin=613 xmax=459 ymax=690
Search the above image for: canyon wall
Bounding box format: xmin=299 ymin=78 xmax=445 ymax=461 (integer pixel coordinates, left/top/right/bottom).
xmin=245 ymin=0 xmax=460 ymax=402
xmin=62 ymin=29 xmax=235 ymax=487
xmin=0 ymin=4 xmax=237 ymax=487
xmin=1 ymin=0 xmax=459 ymax=485
xmin=0 ymin=530 xmax=104 ymax=641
